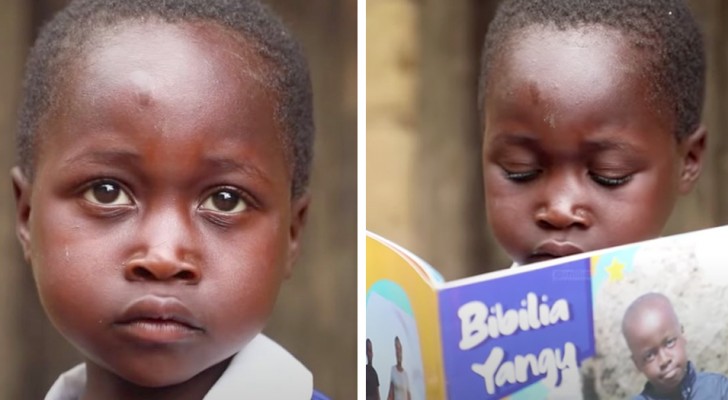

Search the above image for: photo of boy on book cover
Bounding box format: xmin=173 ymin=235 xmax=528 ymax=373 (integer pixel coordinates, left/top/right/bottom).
xmin=588 ymin=233 xmax=728 ymax=399
xmin=622 ymin=293 xmax=728 ymax=399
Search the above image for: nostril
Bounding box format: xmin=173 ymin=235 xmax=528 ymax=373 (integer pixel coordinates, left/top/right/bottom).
xmin=123 ymin=258 xmax=201 ymax=283
xmin=130 ymin=266 xmax=155 ymax=280
xmin=175 ymin=270 xmax=197 ymax=281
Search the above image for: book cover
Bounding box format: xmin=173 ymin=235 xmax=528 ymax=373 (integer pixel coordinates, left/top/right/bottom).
xmin=366 ymin=225 xmax=728 ymax=400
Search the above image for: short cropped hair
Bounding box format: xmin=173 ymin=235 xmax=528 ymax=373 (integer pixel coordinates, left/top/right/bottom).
xmin=478 ymin=0 xmax=705 ymax=141
xmin=17 ymin=0 xmax=314 ymax=197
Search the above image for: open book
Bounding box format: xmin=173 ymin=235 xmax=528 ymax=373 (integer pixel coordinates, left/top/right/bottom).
xmin=366 ymin=225 xmax=728 ymax=400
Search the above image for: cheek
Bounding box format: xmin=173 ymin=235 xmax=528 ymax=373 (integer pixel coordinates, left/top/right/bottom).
xmin=206 ymin=224 xmax=290 ymax=331
xmin=29 ymin=219 xmax=114 ymax=347
xmin=596 ymin=179 xmax=676 ymax=239
xmin=484 ymin=182 xmax=531 ymax=257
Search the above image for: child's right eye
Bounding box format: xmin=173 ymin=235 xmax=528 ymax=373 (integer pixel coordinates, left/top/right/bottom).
xmin=83 ymin=180 xmax=133 ymax=206
xmin=503 ymin=169 xmax=541 ymax=182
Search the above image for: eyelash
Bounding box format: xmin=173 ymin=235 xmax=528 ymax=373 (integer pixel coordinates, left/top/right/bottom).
xmin=198 ymin=186 xmax=257 ymax=214
xmin=82 ymin=179 xmax=134 ymax=205
xmin=78 ymin=179 xmax=257 ymax=217
xmin=589 ymin=172 xmax=633 ymax=187
xmin=503 ymin=169 xmax=541 ymax=182
xmin=502 ymin=168 xmax=633 ymax=187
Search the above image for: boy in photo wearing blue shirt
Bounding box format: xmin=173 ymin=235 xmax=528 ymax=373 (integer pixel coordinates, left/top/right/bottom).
xmin=622 ymin=293 xmax=728 ymax=400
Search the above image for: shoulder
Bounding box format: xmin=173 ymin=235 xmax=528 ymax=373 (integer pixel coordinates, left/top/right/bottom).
xmin=45 ymin=363 xmax=87 ymax=400
xmin=204 ymin=334 xmax=313 ymax=400
xmin=696 ymin=371 xmax=728 ymax=384
xmin=693 ymin=371 xmax=728 ymax=398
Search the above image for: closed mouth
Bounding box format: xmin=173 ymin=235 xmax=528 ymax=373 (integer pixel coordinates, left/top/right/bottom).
xmin=527 ymin=240 xmax=584 ymax=264
xmin=114 ymin=295 xmax=204 ymax=343
xmin=662 ymin=367 xmax=681 ymax=381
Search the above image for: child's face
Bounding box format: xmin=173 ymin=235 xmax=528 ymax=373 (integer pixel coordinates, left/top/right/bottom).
xmin=482 ymin=26 xmax=703 ymax=265
xmin=12 ymin=22 xmax=308 ymax=388
xmin=625 ymin=304 xmax=687 ymax=394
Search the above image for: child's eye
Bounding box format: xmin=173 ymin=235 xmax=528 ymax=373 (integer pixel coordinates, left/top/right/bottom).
xmin=502 ymin=168 xmax=541 ymax=183
xmin=666 ymin=337 xmax=677 ymax=348
xmin=589 ymin=172 xmax=632 ymax=187
xmin=83 ymin=180 xmax=133 ymax=206
xmin=643 ymin=351 xmax=656 ymax=363
xmin=200 ymin=189 xmax=247 ymax=213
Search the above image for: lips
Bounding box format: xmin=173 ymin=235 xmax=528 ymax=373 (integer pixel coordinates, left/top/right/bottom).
xmin=527 ymin=240 xmax=585 ymax=264
xmin=114 ymin=295 xmax=204 ymax=344
xmin=662 ymin=366 xmax=683 ymax=382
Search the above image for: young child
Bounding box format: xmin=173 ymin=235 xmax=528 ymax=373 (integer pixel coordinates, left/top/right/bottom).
xmin=622 ymin=293 xmax=728 ymax=399
xmin=478 ymin=0 xmax=707 ymax=267
xmin=11 ymin=0 xmax=326 ymax=399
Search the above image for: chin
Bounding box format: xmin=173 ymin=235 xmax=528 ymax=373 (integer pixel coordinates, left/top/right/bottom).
xmin=96 ymin=351 xmax=230 ymax=389
xmin=113 ymin=361 xmax=206 ymax=387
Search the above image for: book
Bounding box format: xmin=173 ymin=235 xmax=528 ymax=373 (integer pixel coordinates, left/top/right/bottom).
xmin=366 ymin=225 xmax=728 ymax=400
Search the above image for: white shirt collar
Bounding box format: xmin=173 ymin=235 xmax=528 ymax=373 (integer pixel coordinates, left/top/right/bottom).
xmin=45 ymin=334 xmax=312 ymax=400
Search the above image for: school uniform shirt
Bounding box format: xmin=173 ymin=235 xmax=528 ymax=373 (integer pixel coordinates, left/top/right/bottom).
xmin=45 ymin=334 xmax=313 ymax=400
xmin=633 ymin=362 xmax=728 ymax=400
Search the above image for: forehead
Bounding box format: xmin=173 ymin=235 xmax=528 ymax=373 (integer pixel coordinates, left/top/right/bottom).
xmin=489 ymin=25 xmax=642 ymax=113
xmin=626 ymin=302 xmax=678 ymax=342
xmin=54 ymin=20 xmax=279 ymax=144
xmin=34 ymin=20 xmax=290 ymax=184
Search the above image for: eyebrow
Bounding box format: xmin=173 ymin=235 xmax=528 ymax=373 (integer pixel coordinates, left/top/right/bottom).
xmin=582 ymin=139 xmax=637 ymax=153
xmin=488 ymin=133 xmax=639 ymax=153
xmin=63 ymin=151 xmax=271 ymax=183
xmin=63 ymin=150 xmax=141 ymax=167
xmin=202 ymin=156 xmax=271 ymax=184
xmin=487 ymin=133 xmax=539 ymax=148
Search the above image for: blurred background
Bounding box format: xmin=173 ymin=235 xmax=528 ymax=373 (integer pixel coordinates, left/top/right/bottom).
xmin=0 ymin=0 xmax=356 ymax=398
xmin=367 ymin=0 xmax=728 ymax=280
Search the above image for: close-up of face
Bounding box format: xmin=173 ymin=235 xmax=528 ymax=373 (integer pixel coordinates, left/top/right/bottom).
xmin=12 ymin=20 xmax=307 ymax=389
xmin=481 ymin=25 xmax=704 ymax=266
xmin=625 ymin=301 xmax=687 ymax=394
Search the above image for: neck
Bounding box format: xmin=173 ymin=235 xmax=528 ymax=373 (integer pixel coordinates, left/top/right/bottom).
xmin=81 ymin=357 xmax=231 ymax=400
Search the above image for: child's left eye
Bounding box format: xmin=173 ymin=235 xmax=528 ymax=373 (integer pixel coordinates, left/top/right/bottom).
xmin=589 ymin=172 xmax=632 ymax=187
xmin=200 ymin=189 xmax=247 ymax=213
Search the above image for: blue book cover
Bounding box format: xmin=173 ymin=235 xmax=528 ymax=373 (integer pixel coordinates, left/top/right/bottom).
xmin=366 ymin=225 xmax=728 ymax=400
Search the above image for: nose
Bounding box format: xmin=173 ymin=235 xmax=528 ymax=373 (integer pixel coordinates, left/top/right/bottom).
xmin=124 ymin=254 xmax=201 ymax=284
xmin=123 ymin=207 xmax=202 ymax=284
xmin=535 ymin=174 xmax=591 ymax=230
xmin=657 ymin=349 xmax=672 ymax=370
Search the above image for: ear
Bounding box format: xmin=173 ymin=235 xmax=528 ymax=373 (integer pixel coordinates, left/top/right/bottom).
xmin=284 ymin=191 xmax=311 ymax=278
xmin=677 ymin=125 xmax=707 ymax=194
xmin=11 ymin=166 xmax=32 ymax=262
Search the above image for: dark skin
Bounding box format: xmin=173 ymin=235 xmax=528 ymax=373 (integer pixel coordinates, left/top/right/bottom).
xmin=623 ymin=295 xmax=687 ymax=395
xmin=482 ymin=25 xmax=706 ymax=266
xmin=12 ymin=21 xmax=309 ymax=400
